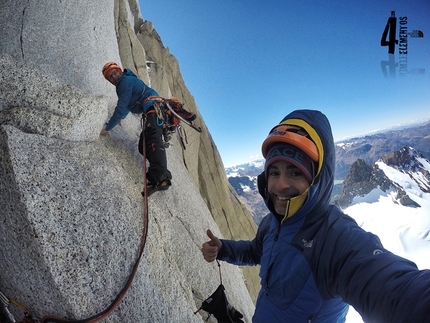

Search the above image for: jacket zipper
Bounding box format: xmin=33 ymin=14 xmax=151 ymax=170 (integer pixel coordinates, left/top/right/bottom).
xmin=274 ymin=222 xmax=281 ymax=241
xmin=269 ymin=199 xmax=290 ymax=292
xmin=275 ymin=199 xmax=291 ymax=241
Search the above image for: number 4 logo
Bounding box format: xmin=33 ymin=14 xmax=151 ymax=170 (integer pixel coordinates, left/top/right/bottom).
xmin=381 ymin=11 xmax=398 ymax=54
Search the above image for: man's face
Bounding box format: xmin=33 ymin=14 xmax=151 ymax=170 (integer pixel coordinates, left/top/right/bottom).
xmin=267 ymin=160 xmax=310 ymax=215
xmin=106 ymin=69 xmax=122 ymax=86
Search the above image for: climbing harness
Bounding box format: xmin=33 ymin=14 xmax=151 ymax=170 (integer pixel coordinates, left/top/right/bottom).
xmin=194 ymin=260 xmax=244 ymax=323
xmin=0 ymin=117 xmax=150 ymax=323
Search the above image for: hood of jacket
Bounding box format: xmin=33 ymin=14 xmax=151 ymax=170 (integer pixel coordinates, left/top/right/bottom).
xmin=258 ymin=109 xmax=335 ymax=221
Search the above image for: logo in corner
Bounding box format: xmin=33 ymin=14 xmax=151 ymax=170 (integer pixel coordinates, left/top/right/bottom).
xmin=380 ymin=10 xmax=425 ymax=78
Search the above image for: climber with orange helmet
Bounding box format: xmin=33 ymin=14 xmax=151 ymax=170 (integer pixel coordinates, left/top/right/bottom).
xmin=200 ymin=109 xmax=430 ymax=323
xmin=101 ymin=62 xmax=171 ymax=195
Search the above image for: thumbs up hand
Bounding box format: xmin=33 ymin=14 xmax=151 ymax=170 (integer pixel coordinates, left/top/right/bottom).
xmin=201 ymin=229 xmax=222 ymax=262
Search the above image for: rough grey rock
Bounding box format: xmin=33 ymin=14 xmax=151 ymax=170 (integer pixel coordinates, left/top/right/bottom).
xmin=0 ymin=0 xmax=120 ymax=99
xmin=0 ymin=0 xmax=259 ymax=321
xmin=0 ymin=53 xmax=107 ymax=142
xmin=0 ymin=122 xmax=255 ymax=322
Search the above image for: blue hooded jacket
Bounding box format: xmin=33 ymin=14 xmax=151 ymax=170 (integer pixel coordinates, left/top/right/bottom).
xmin=218 ymin=110 xmax=430 ymax=323
xmin=105 ymin=69 xmax=158 ymax=131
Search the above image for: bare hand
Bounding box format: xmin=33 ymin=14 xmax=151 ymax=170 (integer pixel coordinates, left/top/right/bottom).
xmin=201 ymin=229 xmax=222 ymax=263
xmin=100 ymin=129 xmax=110 ymax=136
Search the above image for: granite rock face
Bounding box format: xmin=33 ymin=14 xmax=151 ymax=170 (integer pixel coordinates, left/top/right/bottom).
xmin=0 ymin=0 xmax=119 ymax=99
xmin=0 ymin=0 xmax=258 ymax=322
xmin=0 ymin=54 xmax=107 ymax=142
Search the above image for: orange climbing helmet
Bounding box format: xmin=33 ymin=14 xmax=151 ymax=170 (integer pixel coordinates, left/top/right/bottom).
xmin=262 ymin=124 xmax=319 ymax=162
xmin=102 ymin=62 xmax=122 ymax=79
xmin=262 ymin=123 xmax=320 ymax=183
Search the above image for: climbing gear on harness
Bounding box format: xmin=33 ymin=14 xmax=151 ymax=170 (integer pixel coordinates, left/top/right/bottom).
xmin=168 ymin=98 xmax=196 ymax=122
xmin=163 ymin=124 xmax=187 ymax=150
xmin=163 ymin=128 xmax=173 ymax=147
xmin=164 ymin=100 xmax=202 ymax=133
xmin=195 ymin=261 xmax=244 ymax=323
xmin=144 ymin=96 xmax=202 ymax=133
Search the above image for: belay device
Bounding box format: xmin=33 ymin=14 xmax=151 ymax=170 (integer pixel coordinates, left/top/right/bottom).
xmin=194 ymin=260 xmax=244 ymax=323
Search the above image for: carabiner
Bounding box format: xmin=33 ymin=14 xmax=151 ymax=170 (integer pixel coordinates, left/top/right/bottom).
xmin=0 ymin=291 xmax=17 ymax=323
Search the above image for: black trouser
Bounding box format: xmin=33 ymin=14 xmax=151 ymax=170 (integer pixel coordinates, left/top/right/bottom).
xmin=138 ymin=112 xmax=172 ymax=184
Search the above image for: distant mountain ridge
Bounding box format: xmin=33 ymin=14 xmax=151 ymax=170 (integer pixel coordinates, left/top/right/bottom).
xmin=335 ymin=121 xmax=430 ymax=179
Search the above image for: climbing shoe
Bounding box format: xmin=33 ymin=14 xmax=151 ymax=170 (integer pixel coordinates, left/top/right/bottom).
xmin=142 ymin=179 xmax=171 ymax=197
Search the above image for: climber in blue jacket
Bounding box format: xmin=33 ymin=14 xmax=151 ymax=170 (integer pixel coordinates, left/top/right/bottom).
xmin=100 ymin=62 xmax=171 ymax=196
xmin=201 ymin=109 xmax=430 ymax=323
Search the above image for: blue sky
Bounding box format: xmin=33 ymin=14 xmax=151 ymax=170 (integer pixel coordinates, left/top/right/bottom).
xmin=139 ymin=0 xmax=430 ymax=167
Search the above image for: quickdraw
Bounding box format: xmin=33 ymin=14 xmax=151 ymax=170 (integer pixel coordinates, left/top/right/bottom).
xmin=177 ymin=125 xmax=188 ymax=150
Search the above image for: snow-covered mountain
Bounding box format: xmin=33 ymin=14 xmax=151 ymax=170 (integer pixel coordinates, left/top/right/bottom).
xmin=226 ymin=146 xmax=430 ymax=322
xmin=339 ymin=146 xmax=430 ymax=267
xmin=343 ymin=147 xmax=430 ymax=322
xmin=226 ymin=159 xmax=266 ymax=224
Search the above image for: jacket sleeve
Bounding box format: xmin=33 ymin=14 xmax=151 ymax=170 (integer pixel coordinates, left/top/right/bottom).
xmin=217 ymin=214 xmax=271 ymax=266
xmin=322 ymin=212 xmax=430 ymax=323
xmin=105 ymin=78 xmax=133 ymax=131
